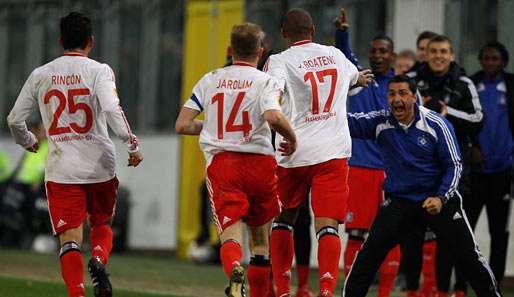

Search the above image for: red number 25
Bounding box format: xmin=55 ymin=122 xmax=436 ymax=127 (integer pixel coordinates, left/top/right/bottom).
xmin=44 ymin=88 xmax=93 ymax=135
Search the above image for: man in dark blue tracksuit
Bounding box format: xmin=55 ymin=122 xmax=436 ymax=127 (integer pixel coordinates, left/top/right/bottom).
xmin=342 ymin=75 xmax=501 ymax=297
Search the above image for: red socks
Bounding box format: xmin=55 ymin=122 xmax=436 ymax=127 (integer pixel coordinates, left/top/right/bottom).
xmin=248 ymin=256 xmax=271 ymax=297
xmin=90 ymin=224 xmax=113 ymax=265
xmin=421 ymin=241 xmax=437 ymax=297
xmin=60 ymin=242 xmax=85 ymax=297
xmin=378 ymin=245 xmax=401 ymax=297
xmin=296 ymin=264 xmax=310 ymax=288
xmin=317 ymin=227 xmax=340 ymax=296
xmin=343 ymin=238 xmax=363 ymax=276
xmin=271 ymin=225 xmax=294 ymax=297
xmin=220 ymin=240 xmax=243 ymax=277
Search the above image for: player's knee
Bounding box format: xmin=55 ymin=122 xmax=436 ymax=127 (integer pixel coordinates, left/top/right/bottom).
xmin=59 ymin=241 xmax=81 ymax=258
xmin=347 ymin=228 xmax=368 ymax=241
xmin=314 ymin=217 xmax=338 ymax=232
xmin=251 ymin=243 xmax=270 ymax=257
xmin=59 ymin=226 xmax=83 ymax=246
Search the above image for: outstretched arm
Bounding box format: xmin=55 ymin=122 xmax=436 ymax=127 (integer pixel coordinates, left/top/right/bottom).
xmin=347 ymin=109 xmax=389 ymax=139
xmin=334 ymin=8 xmax=361 ymax=69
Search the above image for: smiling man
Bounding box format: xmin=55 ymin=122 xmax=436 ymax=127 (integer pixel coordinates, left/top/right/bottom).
xmin=342 ymin=75 xmax=501 ymax=297
xmin=407 ymin=34 xmax=484 ymax=297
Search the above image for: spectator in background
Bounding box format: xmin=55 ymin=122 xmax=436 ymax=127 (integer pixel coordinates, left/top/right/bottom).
xmin=415 ymin=31 xmax=438 ymax=65
xmin=334 ymin=8 xmax=401 ymax=297
xmin=456 ymin=41 xmax=514 ymax=293
xmin=395 ymin=49 xmax=417 ymax=75
xmin=408 ymin=35 xmax=483 ymax=297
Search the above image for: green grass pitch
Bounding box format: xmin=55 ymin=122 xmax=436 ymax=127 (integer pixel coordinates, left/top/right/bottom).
xmin=0 ymin=249 xmax=512 ymax=297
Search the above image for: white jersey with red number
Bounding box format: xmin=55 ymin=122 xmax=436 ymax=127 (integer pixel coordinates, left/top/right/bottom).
xmin=7 ymin=53 xmax=138 ymax=184
xmin=183 ymin=62 xmax=282 ymax=165
xmin=264 ymin=41 xmax=359 ymax=167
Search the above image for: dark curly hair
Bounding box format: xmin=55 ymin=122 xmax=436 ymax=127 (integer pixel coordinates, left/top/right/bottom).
xmin=478 ymin=41 xmax=509 ymax=66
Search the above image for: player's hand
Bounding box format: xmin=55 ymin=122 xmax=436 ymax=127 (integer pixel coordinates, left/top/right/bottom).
xmin=439 ymin=101 xmax=448 ymax=117
xmin=357 ymin=69 xmax=374 ymax=87
xmin=333 ymin=8 xmax=349 ymax=30
xmin=128 ymin=150 xmax=143 ymax=167
xmin=278 ymin=139 xmax=296 ymax=156
xmin=26 ymin=142 xmax=39 ymax=153
xmin=422 ymin=197 xmax=443 ymax=215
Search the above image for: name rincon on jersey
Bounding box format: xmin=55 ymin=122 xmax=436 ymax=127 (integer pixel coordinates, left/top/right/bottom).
xmin=51 ymin=74 xmax=82 ymax=86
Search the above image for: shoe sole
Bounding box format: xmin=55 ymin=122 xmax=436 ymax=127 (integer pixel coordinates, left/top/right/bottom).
xmin=228 ymin=266 xmax=245 ymax=297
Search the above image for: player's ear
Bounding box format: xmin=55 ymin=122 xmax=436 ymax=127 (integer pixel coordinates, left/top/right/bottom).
xmin=227 ymin=46 xmax=233 ymax=58
xmin=257 ymin=47 xmax=264 ymax=59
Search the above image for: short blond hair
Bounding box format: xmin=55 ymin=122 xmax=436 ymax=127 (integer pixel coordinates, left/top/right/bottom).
xmin=231 ymin=23 xmax=263 ymax=60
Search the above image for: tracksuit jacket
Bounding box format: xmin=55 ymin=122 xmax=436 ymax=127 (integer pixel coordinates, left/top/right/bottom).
xmin=347 ymin=105 xmax=463 ymax=202
xmin=408 ymin=62 xmax=483 ymax=148
xmin=471 ymin=71 xmax=514 ymax=173
xmin=335 ymin=29 xmax=392 ymax=169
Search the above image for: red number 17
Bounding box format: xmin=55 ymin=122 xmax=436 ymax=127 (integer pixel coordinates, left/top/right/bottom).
xmin=304 ymin=68 xmax=338 ymax=114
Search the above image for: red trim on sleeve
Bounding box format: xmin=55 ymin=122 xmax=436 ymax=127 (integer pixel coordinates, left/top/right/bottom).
xmin=118 ymin=105 xmax=137 ymax=147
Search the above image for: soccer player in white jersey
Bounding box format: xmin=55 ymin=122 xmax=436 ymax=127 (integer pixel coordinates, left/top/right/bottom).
xmin=7 ymin=12 xmax=143 ymax=297
xmin=176 ymin=23 xmax=297 ymax=297
xmin=263 ymin=8 xmax=373 ymax=297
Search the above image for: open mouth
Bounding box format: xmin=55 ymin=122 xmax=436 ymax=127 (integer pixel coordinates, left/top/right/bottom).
xmin=392 ymin=103 xmax=406 ymax=115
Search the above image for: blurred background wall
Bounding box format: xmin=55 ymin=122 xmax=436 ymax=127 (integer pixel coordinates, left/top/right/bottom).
xmin=0 ymin=0 xmax=513 ymax=272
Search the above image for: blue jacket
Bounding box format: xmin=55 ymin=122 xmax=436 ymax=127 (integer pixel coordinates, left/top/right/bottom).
xmin=335 ymin=29 xmax=394 ymax=169
xmin=348 ymin=105 xmax=463 ymax=202
xmin=474 ymin=76 xmax=514 ymax=172
xmin=347 ymin=73 xmax=394 ymax=169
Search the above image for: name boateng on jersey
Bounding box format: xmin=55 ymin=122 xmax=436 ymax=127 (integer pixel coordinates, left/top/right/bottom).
xmin=264 ymin=41 xmax=359 ymax=167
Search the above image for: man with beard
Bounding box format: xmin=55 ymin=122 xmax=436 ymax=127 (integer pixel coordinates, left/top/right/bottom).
xmin=407 ymin=35 xmax=483 ymax=297
xmin=333 ymin=9 xmax=400 ymax=297
xmin=342 ymin=74 xmax=501 ymax=297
